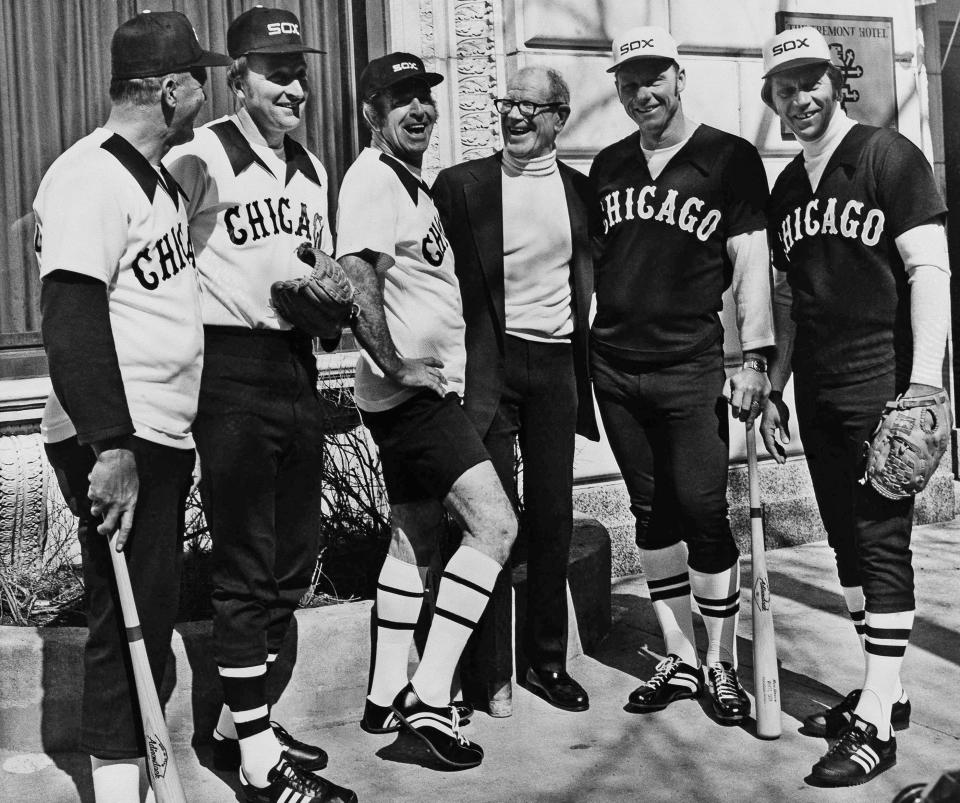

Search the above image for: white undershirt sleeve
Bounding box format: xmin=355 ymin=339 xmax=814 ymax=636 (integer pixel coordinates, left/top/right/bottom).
xmin=726 ymin=228 xmax=775 ymax=353
xmin=895 ymin=223 xmax=951 ymax=387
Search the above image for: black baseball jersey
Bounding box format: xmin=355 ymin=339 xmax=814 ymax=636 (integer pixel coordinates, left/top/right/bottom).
xmin=590 ymin=124 xmax=768 ymax=363
xmin=769 ymin=124 xmax=946 ymax=378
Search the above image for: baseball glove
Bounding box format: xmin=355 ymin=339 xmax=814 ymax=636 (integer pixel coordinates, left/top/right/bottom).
xmin=270 ymin=243 xmax=356 ymax=339
xmin=863 ymin=390 xmax=952 ymax=500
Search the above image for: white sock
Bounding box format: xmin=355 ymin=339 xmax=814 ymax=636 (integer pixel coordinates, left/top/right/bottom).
xmin=691 ymin=562 xmax=741 ymax=668
xmin=411 ymin=546 xmax=500 ymax=706
xmin=219 ymin=665 xmax=281 ymax=788
xmin=90 ymin=756 xmax=149 ymax=803
xmin=641 ymin=544 xmax=697 ymax=666
xmin=369 ymin=554 xmax=426 ymax=706
xmin=841 ymin=585 xmax=866 ymax=652
xmin=855 ymin=609 xmax=914 ymax=739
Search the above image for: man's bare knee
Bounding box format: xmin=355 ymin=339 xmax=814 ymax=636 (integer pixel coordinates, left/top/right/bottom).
xmin=444 ymin=461 xmax=517 ymax=565
xmin=388 ymin=500 xmax=444 ymax=565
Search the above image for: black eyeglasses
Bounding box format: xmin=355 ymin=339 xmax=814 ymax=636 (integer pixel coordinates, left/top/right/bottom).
xmin=493 ymin=98 xmax=564 ymax=117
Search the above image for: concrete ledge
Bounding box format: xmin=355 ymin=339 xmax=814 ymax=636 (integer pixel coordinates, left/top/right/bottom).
xmin=0 ymin=516 xmax=611 ymax=753
xmin=574 ymin=458 xmax=956 ymax=577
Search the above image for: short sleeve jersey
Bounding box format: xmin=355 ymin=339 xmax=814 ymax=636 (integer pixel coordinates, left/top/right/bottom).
xmin=335 ymin=148 xmax=465 ymax=412
xmin=590 ymin=124 xmax=768 ymax=363
xmin=164 ymin=115 xmax=333 ymax=328
xmin=768 ymin=124 xmax=947 ymax=378
xmin=34 ymin=128 xmax=203 ymax=448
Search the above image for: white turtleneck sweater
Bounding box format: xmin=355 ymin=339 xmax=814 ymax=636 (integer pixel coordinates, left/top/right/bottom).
xmin=776 ymin=109 xmax=951 ymax=387
xmin=501 ymin=148 xmax=574 ymax=343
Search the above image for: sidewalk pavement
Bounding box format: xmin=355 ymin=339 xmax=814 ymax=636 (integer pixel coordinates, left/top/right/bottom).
xmin=3 ymin=521 xmax=958 ymax=802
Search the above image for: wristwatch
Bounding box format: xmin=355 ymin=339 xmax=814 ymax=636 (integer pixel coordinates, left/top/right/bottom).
xmin=743 ymin=357 xmax=768 ymax=374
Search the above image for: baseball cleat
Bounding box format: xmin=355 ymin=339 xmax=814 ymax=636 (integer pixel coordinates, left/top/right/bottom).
xmin=391 ymin=683 xmax=484 ymax=770
xmin=213 ymin=721 xmax=328 ymax=772
xmin=361 ymin=699 xmax=402 ymax=734
xmin=240 ymin=757 xmax=356 ymax=802
xmin=705 ymin=662 xmax=750 ymax=725
xmin=808 ymin=715 xmax=896 ymax=787
xmin=802 ymin=688 xmax=911 ymax=738
xmin=625 ymin=654 xmax=702 ymax=713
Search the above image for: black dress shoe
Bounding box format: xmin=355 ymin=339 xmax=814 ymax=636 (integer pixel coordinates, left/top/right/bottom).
xmin=212 ymin=722 xmax=328 ymax=772
xmin=523 ymin=668 xmax=589 ymax=712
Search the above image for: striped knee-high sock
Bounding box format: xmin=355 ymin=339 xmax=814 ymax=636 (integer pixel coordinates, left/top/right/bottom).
xmin=641 ymin=544 xmax=698 ymax=666
xmin=410 ymin=546 xmax=500 ymax=707
xmin=213 ymin=651 xmax=279 ymax=743
xmin=369 ymin=555 xmax=426 ymax=706
xmin=842 ymin=585 xmax=866 ymax=652
xmin=855 ymin=609 xmax=914 ymax=739
xmin=690 ymin=562 xmax=741 ymax=668
xmin=219 ymin=664 xmax=281 ymax=788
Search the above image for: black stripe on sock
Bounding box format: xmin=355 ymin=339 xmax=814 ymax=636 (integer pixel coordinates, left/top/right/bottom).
xmin=864 ymin=625 xmax=912 ymax=640
xmin=219 ymin=670 xmax=267 ymax=714
xmin=441 ymin=570 xmax=492 ymax=598
xmin=434 ymin=606 xmax=477 ymax=629
xmin=235 ymin=713 xmax=271 ymax=740
xmin=698 ymin=605 xmax=739 ymax=619
xmin=377 ymin=582 xmax=424 ymax=598
xmin=376 ymin=618 xmax=417 ymax=631
xmin=693 ymin=591 xmax=741 ymax=607
xmin=647 ymin=572 xmax=689 ymax=590
xmin=650 ymin=585 xmax=691 ymax=602
xmin=849 ymin=610 xmax=865 ymax=622
xmin=854 ymin=625 xmax=866 ymax=634
xmin=865 ymin=642 xmax=907 ymax=657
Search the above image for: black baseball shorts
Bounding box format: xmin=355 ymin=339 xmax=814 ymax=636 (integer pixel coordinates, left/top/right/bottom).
xmin=360 ymin=390 xmax=490 ymax=504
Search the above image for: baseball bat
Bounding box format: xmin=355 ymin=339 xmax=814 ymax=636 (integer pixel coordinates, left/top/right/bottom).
xmin=108 ymin=535 xmax=188 ymax=802
xmin=745 ymin=422 xmax=782 ymax=739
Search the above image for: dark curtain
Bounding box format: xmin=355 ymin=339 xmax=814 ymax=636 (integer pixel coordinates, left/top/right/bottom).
xmin=0 ymin=0 xmax=360 ymax=375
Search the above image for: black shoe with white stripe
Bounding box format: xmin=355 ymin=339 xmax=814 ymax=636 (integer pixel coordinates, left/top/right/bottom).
xmin=391 ymin=683 xmax=484 ymax=770
xmin=361 ymin=699 xmax=401 ymax=734
xmin=240 ymin=758 xmax=357 ymax=802
xmin=802 ymin=688 xmax=911 ymax=738
xmin=705 ymin=662 xmax=750 ymax=725
xmin=212 ymin=722 xmax=328 ymax=772
xmin=809 ymin=715 xmax=897 ymax=787
xmin=625 ymin=655 xmax=702 ymax=713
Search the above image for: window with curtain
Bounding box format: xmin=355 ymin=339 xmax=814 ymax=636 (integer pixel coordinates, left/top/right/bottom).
xmin=0 ymin=0 xmax=368 ymax=379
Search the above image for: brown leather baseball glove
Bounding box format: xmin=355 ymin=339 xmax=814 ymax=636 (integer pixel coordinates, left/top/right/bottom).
xmin=270 ymin=243 xmax=356 ymax=339
xmin=863 ymin=390 xmax=952 ymax=500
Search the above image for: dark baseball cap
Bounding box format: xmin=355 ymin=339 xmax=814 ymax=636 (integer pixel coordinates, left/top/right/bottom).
xmin=359 ymin=52 xmax=443 ymax=99
xmin=112 ymin=11 xmax=230 ymax=80
xmin=227 ymin=7 xmax=324 ymax=58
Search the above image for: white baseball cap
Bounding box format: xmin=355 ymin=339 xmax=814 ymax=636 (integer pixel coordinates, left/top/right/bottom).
xmin=607 ymin=26 xmax=679 ymax=74
xmin=762 ymin=27 xmax=836 ymax=78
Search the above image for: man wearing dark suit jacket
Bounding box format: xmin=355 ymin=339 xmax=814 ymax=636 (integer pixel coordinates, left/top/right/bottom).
xmin=432 ymin=65 xmax=599 ymax=713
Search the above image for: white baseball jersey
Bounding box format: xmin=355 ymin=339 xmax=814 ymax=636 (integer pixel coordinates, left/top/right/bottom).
xmin=165 ymin=113 xmax=333 ymax=328
xmin=336 ymin=147 xmax=465 ymax=412
xmin=34 ymin=128 xmax=203 ymax=449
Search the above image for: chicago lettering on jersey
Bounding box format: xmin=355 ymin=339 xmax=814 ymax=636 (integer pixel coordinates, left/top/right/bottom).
xmin=421 ymin=213 xmax=450 ymax=267
xmin=600 ymin=185 xmax=722 ymax=242
xmin=132 ymin=221 xmax=196 ymax=290
xmin=225 ymin=197 xmax=320 ymax=245
xmin=776 ymin=197 xmax=885 ymax=260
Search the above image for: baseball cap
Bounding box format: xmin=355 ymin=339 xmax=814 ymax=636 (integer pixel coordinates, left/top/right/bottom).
xmin=227 ymin=7 xmax=324 ymax=58
xmin=762 ymin=27 xmax=837 ymax=79
xmin=359 ymin=52 xmax=443 ymax=99
xmin=112 ymin=11 xmax=230 ymax=80
xmin=607 ymin=26 xmax=679 ymax=73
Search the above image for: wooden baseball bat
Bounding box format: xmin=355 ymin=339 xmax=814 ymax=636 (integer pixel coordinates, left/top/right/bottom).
xmin=745 ymin=423 xmax=782 ymax=740
xmin=108 ymin=535 xmax=188 ymax=802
